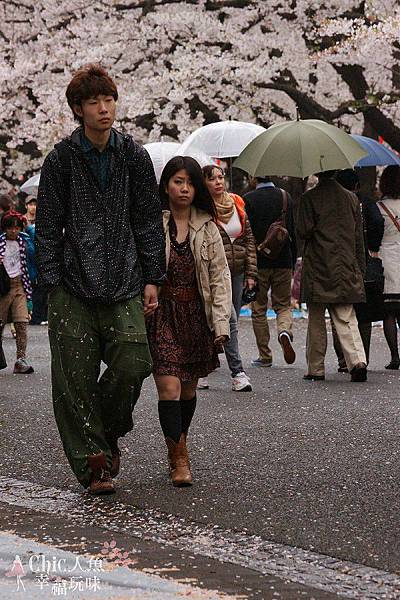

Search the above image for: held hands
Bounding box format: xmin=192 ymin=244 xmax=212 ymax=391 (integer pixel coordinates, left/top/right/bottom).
xmin=143 ymin=284 xmax=159 ymax=317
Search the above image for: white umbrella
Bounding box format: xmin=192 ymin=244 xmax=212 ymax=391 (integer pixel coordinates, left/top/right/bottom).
xmin=179 ymin=120 xmax=266 ymax=159
xmin=144 ymin=142 xmax=216 ymax=182
xmin=20 ymin=173 xmax=40 ymax=196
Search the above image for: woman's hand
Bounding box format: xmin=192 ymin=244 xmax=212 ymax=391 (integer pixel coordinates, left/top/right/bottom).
xmin=369 ymin=251 xmax=380 ymax=258
xmin=143 ymin=284 xmax=159 ymax=317
xmin=214 ymin=335 xmax=229 ymax=346
xmin=246 ymin=277 xmax=256 ymax=290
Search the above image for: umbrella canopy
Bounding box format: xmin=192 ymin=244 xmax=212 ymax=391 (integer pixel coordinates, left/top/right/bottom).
xmin=233 ymin=119 xmax=368 ymax=178
xmin=352 ymin=135 xmax=400 ymax=167
xmin=179 ymin=120 xmax=266 ymax=159
xmin=144 ymin=142 xmax=215 ymax=182
xmin=20 ymin=173 xmax=40 ymax=196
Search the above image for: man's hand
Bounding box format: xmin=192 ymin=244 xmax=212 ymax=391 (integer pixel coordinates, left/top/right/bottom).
xmin=143 ymin=284 xmax=159 ymax=317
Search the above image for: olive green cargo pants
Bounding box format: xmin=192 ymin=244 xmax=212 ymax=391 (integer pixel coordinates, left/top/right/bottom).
xmin=48 ymin=286 xmax=152 ymax=488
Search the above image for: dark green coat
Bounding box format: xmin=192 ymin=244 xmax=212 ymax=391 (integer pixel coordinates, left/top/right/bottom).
xmin=297 ymin=179 xmax=366 ymax=304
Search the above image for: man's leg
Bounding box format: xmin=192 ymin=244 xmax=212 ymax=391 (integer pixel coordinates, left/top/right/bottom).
xmin=306 ymin=303 xmax=327 ymax=377
xmin=251 ymin=268 xmax=272 ymax=363
xmin=330 ymin=317 xmax=347 ymax=371
xmin=48 ymin=286 xmax=111 ymax=488
xmin=98 ymin=295 xmax=153 ymax=442
xmin=329 ymin=304 xmax=366 ymax=372
xmin=271 ymin=268 xmax=295 ymax=364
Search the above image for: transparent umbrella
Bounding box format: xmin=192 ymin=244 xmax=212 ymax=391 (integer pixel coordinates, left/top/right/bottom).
xmin=179 ymin=120 xmax=266 ymax=159
xmin=20 ymin=173 xmax=40 ymax=196
xmin=145 ymin=142 xmax=215 ymax=182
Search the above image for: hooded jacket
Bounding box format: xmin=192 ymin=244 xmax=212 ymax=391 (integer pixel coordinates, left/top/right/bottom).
xmin=163 ymin=206 xmax=231 ymax=338
xmin=35 ymin=128 xmax=166 ymax=304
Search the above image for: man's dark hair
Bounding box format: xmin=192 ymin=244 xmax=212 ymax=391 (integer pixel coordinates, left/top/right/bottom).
xmin=255 ymin=176 xmax=271 ymax=183
xmin=380 ymin=165 xmax=400 ymax=198
xmin=316 ymin=170 xmax=337 ymax=180
xmin=160 ymin=156 xmax=217 ymax=219
xmin=66 ymin=63 xmax=118 ymax=124
xmin=336 ymin=169 xmax=360 ymax=192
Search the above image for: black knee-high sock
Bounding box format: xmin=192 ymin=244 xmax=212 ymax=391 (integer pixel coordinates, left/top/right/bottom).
xmin=180 ymin=395 xmax=197 ymax=435
xmin=158 ymin=401 xmax=182 ymax=443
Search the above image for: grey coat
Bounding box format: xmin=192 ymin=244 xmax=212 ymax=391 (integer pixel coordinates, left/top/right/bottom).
xmin=297 ymin=179 xmax=366 ymax=304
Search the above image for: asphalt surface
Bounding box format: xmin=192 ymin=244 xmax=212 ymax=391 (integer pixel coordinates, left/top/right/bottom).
xmin=0 ymin=318 xmax=399 ymax=598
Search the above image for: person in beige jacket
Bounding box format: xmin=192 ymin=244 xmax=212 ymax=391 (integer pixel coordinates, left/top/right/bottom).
xmin=146 ymin=156 xmax=231 ymax=487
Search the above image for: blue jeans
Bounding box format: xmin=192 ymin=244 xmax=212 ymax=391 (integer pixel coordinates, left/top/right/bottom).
xmin=224 ymin=273 xmax=245 ymax=377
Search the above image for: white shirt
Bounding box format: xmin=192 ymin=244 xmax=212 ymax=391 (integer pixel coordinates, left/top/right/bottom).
xmin=221 ymin=207 xmax=242 ymax=242
xmin=3 ymin=240 xmax=21 ymax=278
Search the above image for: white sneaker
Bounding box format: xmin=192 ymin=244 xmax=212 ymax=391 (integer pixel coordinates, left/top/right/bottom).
xmin=232 ymin=372 xmax=252 ymax=392
xmin=197 ymin=377 xmax=209 ymax=390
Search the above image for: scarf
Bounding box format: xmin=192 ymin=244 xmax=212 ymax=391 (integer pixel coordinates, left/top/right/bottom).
xmin=215 ymin=192 xmax=235 ymax=224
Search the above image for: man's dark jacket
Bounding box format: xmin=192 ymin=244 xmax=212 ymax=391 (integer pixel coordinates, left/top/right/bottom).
xmin=244 ymin=185 xmax=297 ymax=269
xmin=35 ymin=128 xmax=166 ymax=304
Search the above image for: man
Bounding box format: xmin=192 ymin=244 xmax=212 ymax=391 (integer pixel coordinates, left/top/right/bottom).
xmin=332 ymin=169 xmax=384 ymax=370
xmin=244 ymin=176 xmax=297 ymax=367
xmin=297 ymin=170 xmax=367 ymax=382
xmin=36 ymin=64 xmax=166 ymax=495
xmin=24 ymin=196 xmax=36 ymax=226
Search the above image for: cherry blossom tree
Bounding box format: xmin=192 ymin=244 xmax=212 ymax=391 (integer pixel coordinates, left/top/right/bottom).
xmin=1 ymin=0 xmax=399 ymax=189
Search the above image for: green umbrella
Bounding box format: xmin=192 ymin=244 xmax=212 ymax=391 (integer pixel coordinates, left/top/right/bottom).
xmin=233 ymin=119 xmax=368 ymax=178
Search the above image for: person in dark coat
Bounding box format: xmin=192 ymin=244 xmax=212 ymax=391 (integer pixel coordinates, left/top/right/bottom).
xmin=244 ymin=177 xmax=297 ymax=367
xmin=331 ymin=169 xmax=384 ymax=369
xmin=297 ymin=170 xmax=367 ymax=382
xmin=36 ymin=64 xmax=166 ymax=495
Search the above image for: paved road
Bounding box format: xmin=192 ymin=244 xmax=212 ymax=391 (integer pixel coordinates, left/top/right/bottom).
xmin=0 ymin=319 xmax=399 ymax=598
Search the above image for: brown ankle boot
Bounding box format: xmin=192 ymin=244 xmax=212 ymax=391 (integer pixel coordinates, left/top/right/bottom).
xmin=107 ymin=439 xmax=121 ymax=478
xmin=165 ymin=434 xmax=193 ymax=487
xmin=87 ymin=452 xmax=115 ymax=495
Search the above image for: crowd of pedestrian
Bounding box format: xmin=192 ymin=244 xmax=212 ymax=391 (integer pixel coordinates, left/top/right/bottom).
xmin=1 ymin=62 xmax=399 ymax=495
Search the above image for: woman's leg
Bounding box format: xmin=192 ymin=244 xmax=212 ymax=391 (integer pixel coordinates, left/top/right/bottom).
xmin=180 ymin=380 xmax=198 ymax=436
xmin=383 ymin=313 xmax=400 ymax=367
xmin=154 ymin=374 xmax=193 ymax=486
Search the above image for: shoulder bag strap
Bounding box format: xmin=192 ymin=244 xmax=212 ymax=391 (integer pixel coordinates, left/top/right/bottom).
xmin=280 ymin=189 xmax=288 ymax=226
xmin=378 ymin=200 xmax=400 ymax=233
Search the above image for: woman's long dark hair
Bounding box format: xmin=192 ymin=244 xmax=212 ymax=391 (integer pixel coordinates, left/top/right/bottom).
xmin=159 ymin=156 xmax=217 ymax=219
xmin=380 ymin=165 xmax=400 ymax=198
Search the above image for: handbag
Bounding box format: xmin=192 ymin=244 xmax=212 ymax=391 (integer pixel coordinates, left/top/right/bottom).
xmin=0 ymin=264 xmax=10 ymax=297
xmin=364 ymin=255 xmax=384 ymax=293
xmin=257 ymin=190 xmax=289 ymax=260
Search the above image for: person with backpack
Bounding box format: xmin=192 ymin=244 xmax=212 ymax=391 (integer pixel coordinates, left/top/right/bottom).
xmin=244 ymin=176 xmax=297 ymax=367
xmin=35 ymin=64 xmax=166 ymax=495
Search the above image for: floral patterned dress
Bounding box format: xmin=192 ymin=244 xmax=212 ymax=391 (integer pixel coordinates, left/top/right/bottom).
xmin=146 ymin=222 xmax=219 ymax=381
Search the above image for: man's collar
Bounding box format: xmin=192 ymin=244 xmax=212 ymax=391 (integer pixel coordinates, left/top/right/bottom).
xmin=80 ymin=129 xmax=116 ymax=153
xmin=256 ymin=182 xmax=275 ymax=189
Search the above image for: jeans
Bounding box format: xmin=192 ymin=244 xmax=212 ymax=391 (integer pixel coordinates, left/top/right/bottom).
xmin=223 ymin=272 xmax=245 ymax=377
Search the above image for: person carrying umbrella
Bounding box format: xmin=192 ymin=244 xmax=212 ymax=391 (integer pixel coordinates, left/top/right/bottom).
xmin=297 ymin=170 xmax=368 ymax=382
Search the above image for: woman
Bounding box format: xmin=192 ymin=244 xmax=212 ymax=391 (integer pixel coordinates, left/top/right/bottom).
xmin=377 ymin=165 xmax=400 ymax=369
xmin=0 ymin=211 xmax=34 ymax=373
xmin=146 ymin=156 xmax=231 ymax=487
xmin=202 ymin=165 xmax=257 ymax=391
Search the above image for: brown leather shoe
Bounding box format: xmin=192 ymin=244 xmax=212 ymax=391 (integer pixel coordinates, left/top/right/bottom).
xmin=279 ymin=332 xmax=296 ymax=364
xmin=108 ymin=440 xmax=121 ymax=478
xmin=87 ymin=452 xmax=115 ymax=495
xmin=165 ymin=434 xmax=193 ymax=487
xmin=303 ymin=374 xmax=325 ymax=381
xmin=350 ymin=363 xmax=367 ymax=382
